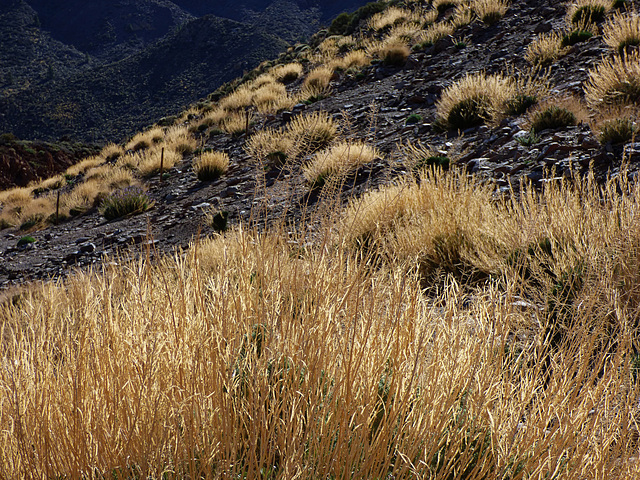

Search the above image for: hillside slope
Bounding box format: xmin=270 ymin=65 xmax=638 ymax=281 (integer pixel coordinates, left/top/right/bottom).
xmin=0 ymin=0 xmax=371 ymax=143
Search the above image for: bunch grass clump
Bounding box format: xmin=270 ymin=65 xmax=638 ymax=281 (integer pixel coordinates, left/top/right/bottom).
xmin=473 ymin=0 xmax=509 ymax=25
xmin=193 ymin=151 xmax=230 ymax=181
xmin=98 ymin=186 xmax=151 ymax=220
xmin=272 ymin=63 xmax=303 ymax=83
xmin=603 ymin=10 xmax=640 ymax=53
xmin=529 ymin=105 xmax=578 ymax=132
xmin=526 ymin=31 xmax=568 ymax=66
xmin=436 ymin=72 xmax=516 ymax=129
xmin=303 ymin=141 xmax=380 ymax=187
xmin=286 ymin=111 xmax=338 ymax=153
xmin=598 ymin=117 xmax=638 ymax=143
xmin=584 ymin=50 xmax=640 ymax=107
xmin=567 ymin=0 xmax=611 ymax=25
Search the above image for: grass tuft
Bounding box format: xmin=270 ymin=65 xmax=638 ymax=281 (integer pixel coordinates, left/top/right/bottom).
xmin=193 ymin=151 xmax=230 ymax=181
xmin=99 ymin=186 xmax=152 ymax=220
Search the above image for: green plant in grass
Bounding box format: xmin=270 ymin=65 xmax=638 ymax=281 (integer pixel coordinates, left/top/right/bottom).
xmin=516 ymin=130 xmax=541 ymax=146
xmin=19 ymin=213 xmax=44 ymax=230
xmin=561 ymin=30 xmax=593 ymax=46
xmin=505 ymin=94 xmax=538 ymax=116
xmin=414 ymin=155 xmax=450 ymax=172
xmin=599 ymin=117 xmax=637 ymax=144
xmin=448 ymin=97 xmax=491 ymax=129
xmin=99 ymin=186 xmax=151 ymax=220
xmin=530 ymin=106 xmax=577 ymax=132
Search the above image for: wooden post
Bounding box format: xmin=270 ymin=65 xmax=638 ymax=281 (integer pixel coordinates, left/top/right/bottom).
xmin=55 ymin=190 xmax=60 ymax=225
xmin=245 ymin=107 xmax=251 ymax=138
xmin=159 ymin=147 xmax=165 ymax=181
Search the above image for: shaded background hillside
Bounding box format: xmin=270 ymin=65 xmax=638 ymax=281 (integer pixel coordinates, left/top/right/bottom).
xmin=0 ymin=0 xmax=370 ymax=144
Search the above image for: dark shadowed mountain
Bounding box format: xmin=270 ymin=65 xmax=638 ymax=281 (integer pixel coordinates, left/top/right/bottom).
xmin=0 ymin=0 xmax=371 ymax=143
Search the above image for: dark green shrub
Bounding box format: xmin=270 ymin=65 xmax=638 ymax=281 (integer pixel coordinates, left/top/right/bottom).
xmin=99 ymin=186 xmax=151 ymax=220
xmin=328 ymin=12 xmax=354 ymax=35
xmin=530 ymin=106 xmax=577 ymax=132
xmin=599 ymin=117 xmax=637 ymax=144
xmin=561 ymin=30 xmax=593 ymax=46
xmin=447 ymin=97 xmax=490 ymax=129
xmin=17 ymin=235 xmax=35 ymax=247
xmin=414 ymin=155 xmax=450 ymax=172
xmin=505 ymin=94 xmax=538 ymax=116
xmin=209 ymin=210 xmax=229 ymax=232
xmin=405 ymin=113 xmax=423 ymax=125
xmin=0 ymin=133 xmax=17 ymax=145
xmin=571 ymin=5 xmax=606 ymax=25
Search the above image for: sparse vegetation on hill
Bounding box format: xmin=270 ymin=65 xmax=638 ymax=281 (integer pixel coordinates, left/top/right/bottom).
xmin=4 ymin=0 xmax=640 ymax=477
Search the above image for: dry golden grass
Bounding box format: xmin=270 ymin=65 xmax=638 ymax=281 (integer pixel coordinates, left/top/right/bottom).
xmin=125 ymin=126 xmax=165 ymax=151
xmin=367 ymin=7 xmax=417 ymax=31
xmin=473 ymin=0 xmax=509 ymax=24
xmin=100 ymin=143 xmax=124 ymax=162
xmin=252 ymin=82 xmax=295 ymax=114
xmin=2 ymin=169 xmax=640 ymax=478
xmin=436 ymin=72 xmax=516 ymax=129
xmin=330 ymin=50 xmax=371 ymax=71
xmin=302 ymin=141 xmax=380 ymax=187
xmin=134 ymin=147 xmax=182 ymax=177
xmin=603 ymin=10 xmax=640 ymax=53
xmin=165 ymin=125 xmax=197 ymax=156
xmin=271 ymin=63 xmax=303 ymax=83
xmin=566 ymin=0 xmax=612 ymax=25
xmin=64 ymin=155 xmax=105 ymax=177
xmin=286 ymin=111 xmax=338 ymax=153
xmin=416 ymin=21 xmax=456 ymax=45
xmin=303 ymin=66 xmax=334 ymax=91
xmin=584 ymin=50 xmax=640 ymax=107
xmin=193 ymin=151 xmax=230 ymax=181
xmin=218 ymin=86 xmax=254 ymax=112
xmin=219 ymin=111 xmax=252 ymax=135
xmin=525 ymin=31 xmax=568 ymax=66
xmin=245 ymin=129 xmax=296 ymax=164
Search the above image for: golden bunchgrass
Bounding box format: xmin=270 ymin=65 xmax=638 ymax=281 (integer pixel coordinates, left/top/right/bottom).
xmin=64 ymin=155 xmax=104 ymax=177
xmin=251 ymin=82 xmax=295 ymax=114
xmin=436 ymin=72 xmax=516 ymax=129
xmin=525 ymin=31 xmax=568 ymax=66
xmin=603 ymin=10 xmax=640 ymax=53
xmin=473 ymin=0 xmax=509 ymax=24
xmin=416 ymin=21 xmax=456 ymax=45
xmin=566 ymin=0 xmax=612 ymax=25
xmin=584 ymin=50 xmax=640 ymax=107
xmin=245 ymin=128 xmax=296 ymax=164
xmin=2 ymin=169 xmax=640 ymax=477
xmin=331 ymin=50 xmax=371 ymax=71
xmin=303 ymin=66 xmax=334 ymax=91
xmin=193 ymin=151 xmax=230 ymax=181
xmin=286 ymin=110 xmax=338 ymax=153
xmin=302 ymin=141 xmax=380 ymax=187
xmin=125 ymin=126 xmax=165 ymax=151
xmin=164 ymin=125 xmax=197 ymax=156
xmin=219 ymin=111 xmax=252 ymax=135
xmin=271 ymin=62 xmax=303 ymax=83
xmin=367 ymin=7 xmax=417 ymax=31
xmin=134 ymin=147 xmax=182 ymax=177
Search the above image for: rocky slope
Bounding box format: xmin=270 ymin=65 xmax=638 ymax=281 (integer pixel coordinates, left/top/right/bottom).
xmin=1 ymin=0 xmax=639 ymax=291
